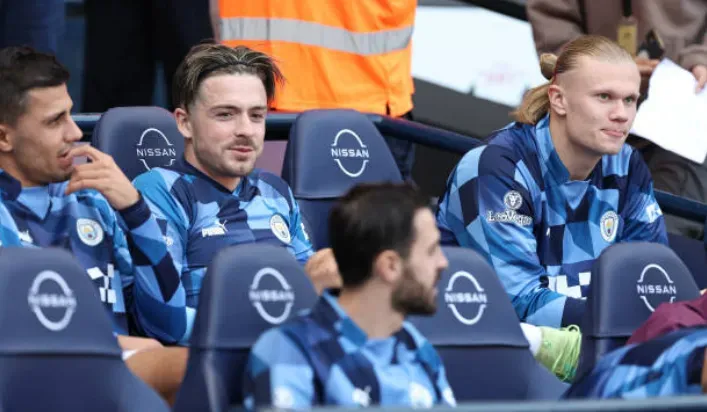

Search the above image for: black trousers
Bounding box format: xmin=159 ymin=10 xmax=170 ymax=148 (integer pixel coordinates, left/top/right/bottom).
xmin=82 ymin=0 xmax=212 ymax=112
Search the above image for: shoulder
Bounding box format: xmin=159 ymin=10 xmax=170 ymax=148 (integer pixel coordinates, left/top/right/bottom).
xmin=250 ymin=169 xmax=295 ymax=207
xmin=456 ymin=123 xmax=538 ymax=180
xmin=133 ymin=167 xmax=186 ymax=191
xmin=400 ymin=322 xmax=444 ymax=370
xmin=250 ymin=314 xmax=317 ymax=364
xmin=133 ymin=167 xmax=194 ymax=219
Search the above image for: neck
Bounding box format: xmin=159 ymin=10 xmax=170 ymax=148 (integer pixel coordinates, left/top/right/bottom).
xmin=548 ymin=115 xmax=601 ymax=181
xmin=0 ymin=159 xmax=34 ymax=187
xmin=184 ymin=149 xmax=240 ymax=192
xmin=337 ymin=283 xmax=404 ymax=340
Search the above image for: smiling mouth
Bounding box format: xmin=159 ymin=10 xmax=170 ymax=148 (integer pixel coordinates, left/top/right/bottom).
xmin=229 ymin=147 xmax=253 ymax=153
xmin=602 ymin=129 xmax=627 ymax=138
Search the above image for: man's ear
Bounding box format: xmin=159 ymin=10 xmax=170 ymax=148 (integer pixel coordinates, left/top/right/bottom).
xmin=0 ymin=124 xmax=15 ymax=153
xmin=548 ymin=84 xmax=568 ymax=116
xmin=174 ymin=108 xmax=193 ymax=142
xmin=372 ymin=250 xmax=403 ymax=285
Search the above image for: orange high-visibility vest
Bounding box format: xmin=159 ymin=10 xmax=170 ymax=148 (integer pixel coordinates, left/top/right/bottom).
xmin=218 ymin=1 xmax=416 ymax=117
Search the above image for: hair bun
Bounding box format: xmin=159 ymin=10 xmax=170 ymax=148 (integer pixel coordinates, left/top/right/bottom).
xmin=539 ymin=53 xmax=558 ymax=80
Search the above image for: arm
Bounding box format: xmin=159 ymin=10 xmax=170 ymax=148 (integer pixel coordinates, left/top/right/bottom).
xmin=65 ymin=145 xmax=188 ymax=344
xmin=288 ymin=188 xmax=315 ymax=264
xmin=673 ymin=2 xmax=707 ymax=90
xmin=243 ymin=329 xmax=316 ymax=409
xmin=130 ymin=171 xmax=193 ymax=344
xmin=620 ymin=151 xmax=668 ymax=244
xmin=117 ymin=194 xmax=189 ymax=344
xmin=437 ymin=147 xmax=584 ymax=327
xmin=668 ymin=0 xmax=707 ymax=72
xmin=526 ymin=0 xmax=585 ymax=55
xmin=436 ymin=365 xmax=456 ymax=407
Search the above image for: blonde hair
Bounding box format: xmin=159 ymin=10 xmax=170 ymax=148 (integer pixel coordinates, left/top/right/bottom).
xmin=512 ymin=35 xmax=634 ymax=125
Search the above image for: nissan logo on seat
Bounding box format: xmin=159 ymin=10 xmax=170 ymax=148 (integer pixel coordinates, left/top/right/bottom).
xmin=135 ymin=128 xmax=178 ymax=171
xmin=249 ymin=267 xmax=295 ymax=325
xmin=636 ymin=264 xmax=677 ymax=312
xmin=28 ymin=270 xmax=77 ymax=332
xmin=331 ymin=129 xmax=370 ymax=178
xmin=444 ymin=271 xmax=488 ymax=325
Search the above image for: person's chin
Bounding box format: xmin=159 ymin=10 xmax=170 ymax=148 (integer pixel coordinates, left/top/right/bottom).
xmin=594 ymin=141 xmax=624 ymax=156
xmin=603 ymin=144 xmax=624 ymax=156
xmin=227 ymin=161 xmax=256 ymax=177
xmin=53 ymin=169 xmax=73 ymax=184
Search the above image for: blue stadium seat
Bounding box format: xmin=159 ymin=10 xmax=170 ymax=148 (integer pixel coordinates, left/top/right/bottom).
xmin=667 ymin=233 xmax=707 ymax=289
xmin=173 ymin=243 xmax=318 ymax=412
xmin=576 ymin=242 xmax=701 ymax=379
xmin=282 ymin=109 xmax=402 ymax=249
xmin=91 ymin=106 xmax=184 ymax=181
xmin=0 ymin=247 xmax=169 ymax=411
xmin=409 ymin=246 xmax=568 ymax=401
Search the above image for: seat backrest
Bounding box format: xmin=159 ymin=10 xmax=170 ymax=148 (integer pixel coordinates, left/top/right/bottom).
xmin=668 ymin=233 xmax=707 ymax=289
xmin=577 ymin=242 xmax=701 ymax=379
xmin=0 ymin=247 xmax=168 ymax=411
xmin=173 ymin=243 xmax=318 ymax=412
xmin=91 ymin=106 xmax=184 ymax=181
xmin=281 ymin=109 xmax=402 ymax=249
xmin=409 ymin=247 xmax=567 ymax=401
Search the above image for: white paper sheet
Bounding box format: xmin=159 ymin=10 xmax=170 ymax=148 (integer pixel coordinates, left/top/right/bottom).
xmin=630 ymin=59 xmax=707 ymax=164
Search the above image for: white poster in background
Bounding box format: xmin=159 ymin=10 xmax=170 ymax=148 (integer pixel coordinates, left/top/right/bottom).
xmin=412 ymin=7 xmax=546 ymax=108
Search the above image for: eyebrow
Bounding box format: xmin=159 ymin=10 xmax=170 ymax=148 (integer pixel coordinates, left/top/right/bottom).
xmin=43 ymin=109 xmax=68 ymax=124
xmin=209 ymin=104 xmax=268 ymax=111
xmin=428 ymin=236 xmax=441 ymax=253
xmin=592 ymin=88 xmax=640 ymax=100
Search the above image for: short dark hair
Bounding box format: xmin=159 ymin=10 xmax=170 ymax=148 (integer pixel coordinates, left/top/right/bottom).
xmin=172 ymin=42 xmax=285 ymax=110
xmin=329 ymin=182 xmax=431 ymax=288
xmin=0 ymin=46 xmax=70 ymax=126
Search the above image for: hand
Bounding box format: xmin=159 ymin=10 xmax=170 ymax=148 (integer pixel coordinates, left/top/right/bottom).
xmin=117 ymin=335 xmax=164 ymax=352
xmin=304 ymin=248 xmax=342 ymax=294
xmin=692 ymin=65 xmax=707 ymax=92
xmin=65 ymin=145 xmax=140 ymax=210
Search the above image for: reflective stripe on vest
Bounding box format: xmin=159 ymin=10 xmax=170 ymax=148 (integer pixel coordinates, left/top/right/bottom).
xmin=221 ymin=17 xmax=413 ymax=56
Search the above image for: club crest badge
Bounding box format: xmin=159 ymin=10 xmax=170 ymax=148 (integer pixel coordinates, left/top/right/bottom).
xmin=77 ymin=218 xmax=104 ymax=247
xmin=600 ymin=211 xmax=619 ymax=242
xmin=270 ymin=214 xmax=292 ymax=244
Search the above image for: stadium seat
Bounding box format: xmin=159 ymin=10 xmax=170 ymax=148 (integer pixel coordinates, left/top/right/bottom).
xmin=0 ymin=247 xmax=169 ymax=411
xmin=667 ymin=233 xmax=707 ymax=289
xmin=173 ymin=243 xmax=318 ymax=412
xmin=91 ymin=106 xmax=184 ymax=181
xmin=576 ymin=242 xmax=701 ymax=379
xmin=282 ymin=109 xmax=403 ymax=249
xmin=408 ymin=246 xmax=568 ymax=401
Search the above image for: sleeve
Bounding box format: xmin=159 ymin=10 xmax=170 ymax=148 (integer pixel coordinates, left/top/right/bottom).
xmin=287 ymin=187 xmax=315 ymax=264
xmin=627 ymin=297 xmax=707 ymax=345
xmin=563 ymin=346 xmax=635 ymax=399
xmin=672 ymin=1 xmax=707 ymax=70
xmin=127 ymin=172 xmax=192 ymax=344
xmin=620 ymin=151 xmax=668 ymax=245
xmin=243 ymin=328 xmax=316 ymax=409
xmin=526 ymin=0 xmax=585 ymax=55
xmin=436 ymin=365 xmax=456 ymax=407
xmin=437 ymin=146 xmax=584 ymax=328
xmin=565 ymin=342 xmax=703 ymax=399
